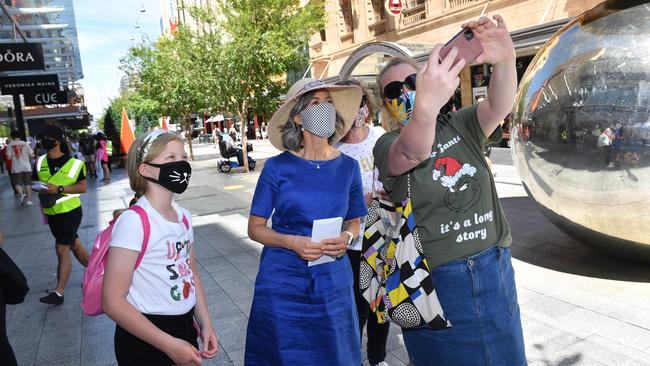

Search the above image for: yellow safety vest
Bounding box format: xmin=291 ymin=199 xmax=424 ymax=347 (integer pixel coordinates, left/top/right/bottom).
xmin=106 ymin=140 xmax=113 ymax=156
xmin=36 ymin=155 xmax=86 ymax=215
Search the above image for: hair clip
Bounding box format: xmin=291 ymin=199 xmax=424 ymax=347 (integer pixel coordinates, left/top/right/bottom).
xmin=136 ymin=130 xmax=166 ymax=163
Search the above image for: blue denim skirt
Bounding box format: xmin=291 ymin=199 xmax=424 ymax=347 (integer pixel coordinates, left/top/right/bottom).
xmin=401 ymin=246 xmax=526 ymax=366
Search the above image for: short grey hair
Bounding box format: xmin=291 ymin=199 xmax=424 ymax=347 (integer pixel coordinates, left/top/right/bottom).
xmin=281 ymin=90 xmax=347 ymax=152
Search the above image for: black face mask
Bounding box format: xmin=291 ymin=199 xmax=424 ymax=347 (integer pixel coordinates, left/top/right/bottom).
xmin=144 ymin=161 xmax=192 ymax=194
xmin=42 ymin=139 xmax=57 ymax=151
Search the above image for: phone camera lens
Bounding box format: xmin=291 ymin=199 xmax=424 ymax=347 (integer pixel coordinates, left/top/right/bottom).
xmin=464 ymin=30 xmax=474 ymax=41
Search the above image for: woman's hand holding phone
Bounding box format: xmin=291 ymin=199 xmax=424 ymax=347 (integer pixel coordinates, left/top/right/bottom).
xmin=462 ymin=15 xmax=515 ymax=66
xmin=413 ymin=45 xmax=466 ymax=124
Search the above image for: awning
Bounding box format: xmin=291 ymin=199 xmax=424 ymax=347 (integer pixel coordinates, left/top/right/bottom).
xmin=510 ymin=18 xmax=571 ymax=50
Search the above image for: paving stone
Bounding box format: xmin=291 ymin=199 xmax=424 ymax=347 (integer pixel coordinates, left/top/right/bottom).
xmin=82 ymin=314 xmax=116 ymax=337
xmin=520 ymin=294 xmax=580 ymax=319
xmin=81 ymin=330 xmax=117 ymax=365
xmin=203 ymin=348 xmax=234 ymax=365
xmin=227 ymin=347 xmax=245 ymax=366
xmin=35 ymin=326 xmax=81 ymax=364
xmin=568 ymin=335 xmax=650 ymax=366
xmin=214 ymin=314 xmax=249 ymax=353
xmin=557 ymin=308 xmax=650 ymax=351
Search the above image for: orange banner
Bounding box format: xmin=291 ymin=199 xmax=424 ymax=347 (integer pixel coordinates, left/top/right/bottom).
xmin=120 ymin=108 xmax=135 ymax=153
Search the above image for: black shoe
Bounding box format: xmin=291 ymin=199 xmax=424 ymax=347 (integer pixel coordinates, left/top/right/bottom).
xmin=39 ymin=291 xmax=64 ymax=305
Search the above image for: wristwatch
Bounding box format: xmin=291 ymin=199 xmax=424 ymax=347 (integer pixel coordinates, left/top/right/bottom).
xmin=343 ymin=230 xmax=355 ymax=247
xmin=57 ymin=186 xmax=65 ymax=194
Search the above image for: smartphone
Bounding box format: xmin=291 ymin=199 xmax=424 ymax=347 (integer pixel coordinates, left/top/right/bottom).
xmin=439 ymin=28 xmax=483 ymax=67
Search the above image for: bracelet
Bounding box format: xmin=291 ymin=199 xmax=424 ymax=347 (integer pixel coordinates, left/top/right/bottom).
xmin=343 ymin=230 xmax=355 ymax=246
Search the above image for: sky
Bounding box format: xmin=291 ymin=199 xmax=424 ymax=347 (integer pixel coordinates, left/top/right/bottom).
xmin=74 ymin=0 xmax=163 ymax=120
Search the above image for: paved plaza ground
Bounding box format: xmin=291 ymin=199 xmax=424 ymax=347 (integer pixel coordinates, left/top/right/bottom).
xmin=1 ymin=139 xmax=649 ymax=366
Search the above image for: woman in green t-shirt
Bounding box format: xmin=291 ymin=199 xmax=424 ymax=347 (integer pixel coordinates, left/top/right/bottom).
xmin=372 ymin=15 xmax=526 ymax=365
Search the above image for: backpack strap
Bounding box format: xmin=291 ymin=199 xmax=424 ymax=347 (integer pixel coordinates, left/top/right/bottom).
xmin=127 ymin=205 xmax=151 ymax=269
xmin=181 ymin=214 xmax=190 ymax=231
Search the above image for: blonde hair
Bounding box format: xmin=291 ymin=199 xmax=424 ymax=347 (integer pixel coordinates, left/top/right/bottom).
xmin=126 ymin=131 xmax=183 ymax=195
xmin=376 ymin=57 xmax=420 ymax=132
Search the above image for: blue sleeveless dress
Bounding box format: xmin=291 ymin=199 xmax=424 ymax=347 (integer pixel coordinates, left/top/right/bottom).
xmin=245 ymin=152 xmax=368 ymax=366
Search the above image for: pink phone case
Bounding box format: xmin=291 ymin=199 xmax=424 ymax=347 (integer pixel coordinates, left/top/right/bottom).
xmin=439 ymin=28 xmax=484 ymax=66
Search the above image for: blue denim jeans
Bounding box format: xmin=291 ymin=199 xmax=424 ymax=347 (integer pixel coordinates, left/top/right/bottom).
xmin=402 ymin=246 xmax=526 ymax=366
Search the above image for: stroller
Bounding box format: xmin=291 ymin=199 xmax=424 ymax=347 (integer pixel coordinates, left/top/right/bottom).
xmin=217 ymin=140 xmax=256 ymax=172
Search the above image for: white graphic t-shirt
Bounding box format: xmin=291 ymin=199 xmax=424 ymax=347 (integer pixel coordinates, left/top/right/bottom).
xmin=337 ymin=125 xmax=385 ymax=250
xmin=110 ymin=196 xmax=196 ymax=315
xmin=7 ymin=140 xmax=33 ymax=173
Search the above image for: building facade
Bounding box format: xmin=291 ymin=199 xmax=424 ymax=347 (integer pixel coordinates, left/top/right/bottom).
xmin=0 ymin=0 xmax=88 ymax=132
xmin=160 ymin=0 xmax=217 ymax=36
xmin=309 ymin=0 xmax=605 ymax=109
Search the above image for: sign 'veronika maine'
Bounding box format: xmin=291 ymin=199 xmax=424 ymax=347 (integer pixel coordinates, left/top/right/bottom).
xmin=0 ymin=74 xmax=60 ymax=94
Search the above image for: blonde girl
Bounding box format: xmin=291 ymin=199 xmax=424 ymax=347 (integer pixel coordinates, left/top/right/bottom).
xmin=103 ymin=130 xmax=218 ymax=365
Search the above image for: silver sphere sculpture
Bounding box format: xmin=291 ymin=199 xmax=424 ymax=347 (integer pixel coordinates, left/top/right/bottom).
xmin=511 ymin=0 xmax=650 ymax=262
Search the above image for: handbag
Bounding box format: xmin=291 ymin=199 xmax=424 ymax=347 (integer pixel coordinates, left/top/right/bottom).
xmin=360 ymin=172 xmax=451 ymax=329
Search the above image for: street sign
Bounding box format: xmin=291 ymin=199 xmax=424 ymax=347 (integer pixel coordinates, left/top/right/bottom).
xmin=0 ymin=74 xmax=60 ymax=94
xmin=0 ymin=43 xmax=45 ymax=72
xmin=23 ymin=91 xmax=70 ymax=106
xmin=385 ymin=0 xmax=404 ymax=16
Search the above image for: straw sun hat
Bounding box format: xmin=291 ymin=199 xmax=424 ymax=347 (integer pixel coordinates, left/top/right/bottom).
xmin=268 ymin=78 xmax=362 ymax=151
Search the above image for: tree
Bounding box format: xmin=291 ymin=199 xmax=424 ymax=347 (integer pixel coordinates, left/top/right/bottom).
xmin=98 ymin=90 xmax=160 ymax=155
xmin=122 ymin=25 xmax=209 ymax=160
xmin=119 ymin=0 xmax=324 ymax=165
xmin=103 ymin=106 xmax=120 ymax=153
xmin=196 ymin=0 xmax=325 ymax=170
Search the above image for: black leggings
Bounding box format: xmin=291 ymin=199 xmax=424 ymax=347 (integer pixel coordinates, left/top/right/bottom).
xmin=347 ymin=249 xmax=390 ymax=365
xmin=114 ymin=308 xmax=198 ymax=366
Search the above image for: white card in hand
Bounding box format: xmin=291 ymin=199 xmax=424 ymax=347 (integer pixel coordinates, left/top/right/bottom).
xmin=308 ymin=217 xmax=343 ymax=267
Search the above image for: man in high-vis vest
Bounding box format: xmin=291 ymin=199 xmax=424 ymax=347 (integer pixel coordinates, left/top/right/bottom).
xmin=35 ymin=125 xmax=89 ymax=306
xmin=106 ymin=139 xmax=113 ymax=156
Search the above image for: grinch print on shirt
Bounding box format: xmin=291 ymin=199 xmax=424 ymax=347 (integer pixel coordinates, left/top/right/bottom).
xmin=429 ymin=135 xmax=495 ymax=245
xmin=432 ymin=156 xmax=481 ymax=213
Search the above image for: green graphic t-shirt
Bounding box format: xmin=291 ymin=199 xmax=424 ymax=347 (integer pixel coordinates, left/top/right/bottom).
xmin=373 ymin=105 xmax=511 ymax=269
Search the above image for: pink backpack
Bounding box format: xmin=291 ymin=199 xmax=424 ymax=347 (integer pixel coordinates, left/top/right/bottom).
xmin=82 ymin=206 xmax=150 ymax=316
xmin=82 ymin=205 xmax=190 ymax=316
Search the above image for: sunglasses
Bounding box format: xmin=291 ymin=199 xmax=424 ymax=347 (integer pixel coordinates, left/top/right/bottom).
xmin=383 ymin=73 xmax=416 ymax=100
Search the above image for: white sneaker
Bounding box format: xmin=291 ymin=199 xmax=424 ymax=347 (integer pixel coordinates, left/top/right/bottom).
xmin=18 ymin=194 xmax=25 ymax=205
xmin=26 ymin=201 xmax=34 ymax=206
xmin=374 ymin=362 xmax=389 ymax=366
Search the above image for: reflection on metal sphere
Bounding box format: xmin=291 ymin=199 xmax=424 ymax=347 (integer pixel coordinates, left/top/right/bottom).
xmin=511 ymin=0 xmax=650 ymax=262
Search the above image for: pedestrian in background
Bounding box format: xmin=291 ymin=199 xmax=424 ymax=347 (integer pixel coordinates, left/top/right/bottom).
xmin=335 ymin=79 xmax=391 ymax=366
xmin=1 ymin=140 xmax=18 ymax=197
xmin=7 ymin=130 xmax=35 ymax=206
xmin=96 ymin=133 xmax=111 ymax=183
xmin=35 ymin=125 xmax=89 ymax=306
xmin=0 ymin=141 xmax=5 ymax=174
xmin=80 ymin=133 xmax=97 ymax=178
xmin=245 ymin=78 xmax=367 ymax=365
xmin=373 ymin=15 xmax=526 ymax=365
xmin=0 ymin=230 xmax=29 ymax=366
xmin=103 ymin=130 xmax=218 ymax=365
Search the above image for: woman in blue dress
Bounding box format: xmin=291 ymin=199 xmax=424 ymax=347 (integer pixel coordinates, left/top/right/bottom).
xmin=245 ymin=78 xmax=367 ymax=365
